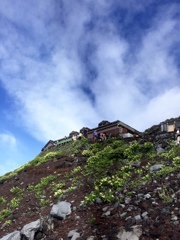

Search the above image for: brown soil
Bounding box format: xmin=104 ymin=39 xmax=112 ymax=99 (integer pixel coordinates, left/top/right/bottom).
xmin=0 ymin=153 xmax=180 ymax=240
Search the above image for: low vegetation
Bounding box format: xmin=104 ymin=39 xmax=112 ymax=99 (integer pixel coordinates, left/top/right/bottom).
xmin=0 ymin=137 xmax=180 ymax=223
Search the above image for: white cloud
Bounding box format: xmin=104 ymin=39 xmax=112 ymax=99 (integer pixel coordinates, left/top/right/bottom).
xmin=0 ymin=0 xmax=179 ymax=144
xmin=0 ymin=158 xmax=18 ymax=176
xmin=0 ymin=131 xmax=40 ymax=176
xmin=0 ymin=132 xmax=19 ymax=176
xmin=0 ymin=132 xmax=17 ymax=148
xmin=132 ymin=87 xmax=180 ymax=131
xmin=135 ymin=18 xmax=178 ymax=84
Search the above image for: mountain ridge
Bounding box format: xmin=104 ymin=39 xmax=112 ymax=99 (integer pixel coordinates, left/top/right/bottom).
xmin=0 ymin=119 xmax=180 ymax=239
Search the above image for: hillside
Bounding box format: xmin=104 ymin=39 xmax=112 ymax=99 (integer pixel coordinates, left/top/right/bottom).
xmin=0 ymin=136 xmax=180 ymax=239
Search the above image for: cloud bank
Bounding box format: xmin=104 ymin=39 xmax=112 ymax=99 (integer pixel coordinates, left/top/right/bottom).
xmin=0 ymin=0 xmax=180 ymax=143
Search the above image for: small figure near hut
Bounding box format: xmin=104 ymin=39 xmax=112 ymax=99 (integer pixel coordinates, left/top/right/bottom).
xmin=93 ymin=130 xmax=98 ymax=141
xmin=83 ymin=129 xmax=87 ymax=137
xmin=100 ymin=132 xmax=106 ymax=141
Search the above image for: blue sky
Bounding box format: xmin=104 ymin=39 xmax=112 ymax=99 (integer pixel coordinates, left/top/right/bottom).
xmin=0 ymin=0 xmax=180 ymax=176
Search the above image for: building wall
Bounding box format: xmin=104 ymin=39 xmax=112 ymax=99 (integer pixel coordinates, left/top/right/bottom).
xmin=167 ymin=124 xmax=175 ymax=132
xmin=43 ymin=142 xmax=54 ymax=151
xmin=161 ymin=123 xmax=167 ymax=132
xmin=88 ymin=124 xmax=118 ymax=138
xmin=105 ymin=127 xmax=120 ymax=137
xmin=87 ymin=125 xmax=131 ymax=139
xmin=175 ymin=121 xmax=180 ymax=128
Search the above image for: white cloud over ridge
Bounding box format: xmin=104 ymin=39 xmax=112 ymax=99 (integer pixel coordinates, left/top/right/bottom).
xmin=0 ymin=0 xmax=180 ymax=143
xmin=0 ymin=132 xmax=18 ymax=176
xmin=0 ymin=132 xmax=16 ymax=147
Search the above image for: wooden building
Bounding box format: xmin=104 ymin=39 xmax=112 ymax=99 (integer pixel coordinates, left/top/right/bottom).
xmin=80 ymin=127 xmax=90 ymax=137
xmin=41 ymin=120 xmax=142 ymax=151
xmin=69 ymin=131 xmax=79 ymax=138
xmin=41 ymin=140 xmax=55 ymax=151
xmin=161 ymin=120 xmax=180 ymax=132
xmin=87 ymin=120 xmax=142 ymax=139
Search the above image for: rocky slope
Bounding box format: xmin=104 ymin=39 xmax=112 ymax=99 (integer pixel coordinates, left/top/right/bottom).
xmin=0 ymin=134 xmax=179 ymax=239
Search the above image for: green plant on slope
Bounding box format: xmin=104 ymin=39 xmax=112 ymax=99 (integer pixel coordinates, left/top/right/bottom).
xmin=82 ymin=149 xmax=93 ymax=157
xmin=34 ymin=189 xmax=46 ymax=200
xmin=111 ymin=139 xmax=126 ymax=149
xmin=99 ymin=189 xmax=115 ymax=202
xmin=83 ymin=140 xmax=148 ymax=203
xmin=71 ymin=166 xmax=82 ymax=175
xmin=80 ymin=137 xmax=88 ymax=147
xmin=72 ymin=140 xmax=80 ymax=147
xmin=142 ymin=141 xmax=154 ymax=152
xmin=54 ymin=189 xmax=64 ymax=197
xmin=96 ymin=175 xmax=126 ymax=191
xmin=71 ymin=176 xmax=83 ymax=188
xmin=28 ymin=175 xmax=58 ymax=191
xmin=83 ymin=188 xmax=115 ymax=204
xmin=54 ymin=185 xmax=76 ymax=198
xmin=10 ymin=186 xmax=24 ymax=197
xmin=160 ymin=144 xmax=180 ymax=160
xmin=89 ymin=142 xmax=102 ymax=154
xmin=4 ymin=219 xmax=12 ymax=225
xmin=85 ymin=145 xmax=114 ymax=178
xmin=124 ymin=141 xmax=154 ymax=162
xmin=141 ymin=173 xmax=152 ymax=182
xmin=44 ymin=152 xmax=58 ymax=161
xmin=154 ymin=166 xmax=176 ymax=178
xmin=51 ymin=181 xmax=66 ymax=192
xmin=83 ymin=150 xmax=135 ymax=204
xmin=0 ymin=196 xmax=7 ymax=204
xmin=0 ymin=209 xmax=12 ymax=221
xmin=173 ymin=156 xmax=180 ymax=167
xmin=27 ymin=175 xmax=59 ymax=202
xmin=124 ymin=141 xmax=141 ymax=157
xmin=157 ymin=186 xmax=173 ymax=203
xmin=40 ymin=199 xmax=51 ymax=207
xmin=86 ymin=217 xmax=96 ymax=224
xmin=7 ymin=197 xmax=21 ymax=208
xmin=28 ymin=151 xmax=63 ymax=167
xmin=145 ymin=152 xmax=156 ymax=160
xmin=108 ymin=146 xmax=126 ymax=160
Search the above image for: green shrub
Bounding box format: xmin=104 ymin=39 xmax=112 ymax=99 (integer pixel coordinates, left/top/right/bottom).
xmin=155 ymin=166 xmax=175 ymax=178
xmin=173 ymin=156 xmax=180 ymax=167
xmin=81 ymin=137 xmax=88 ymax=146
xmin=89 ymin=142 xmax=102 ymax=154
xmin=0 ymin=209 xmax=12 ymax=220
xmin=32 ymin=175 xmax=58 ymax=190
xmin=82 ymin=149 xmax=93 ymax=157
xmin=8 ymin=198 xmax=21 ymax=208
xmin=85 ymin=146 xmax=114 ymax=177
xmin=40 ymin=199 xmax=51 ymax=207
xmin=10 ymin=186 xmax=24 ymax=197
xmin=71 ymin=166 xmax=82 ymax=175
xmin=44 ymin=151 xmax=62 ymax=160
xmin=0 ymin=196 xmax=7 ymax=204
xmin=51 ymin=181 xmax=66 ymax=192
